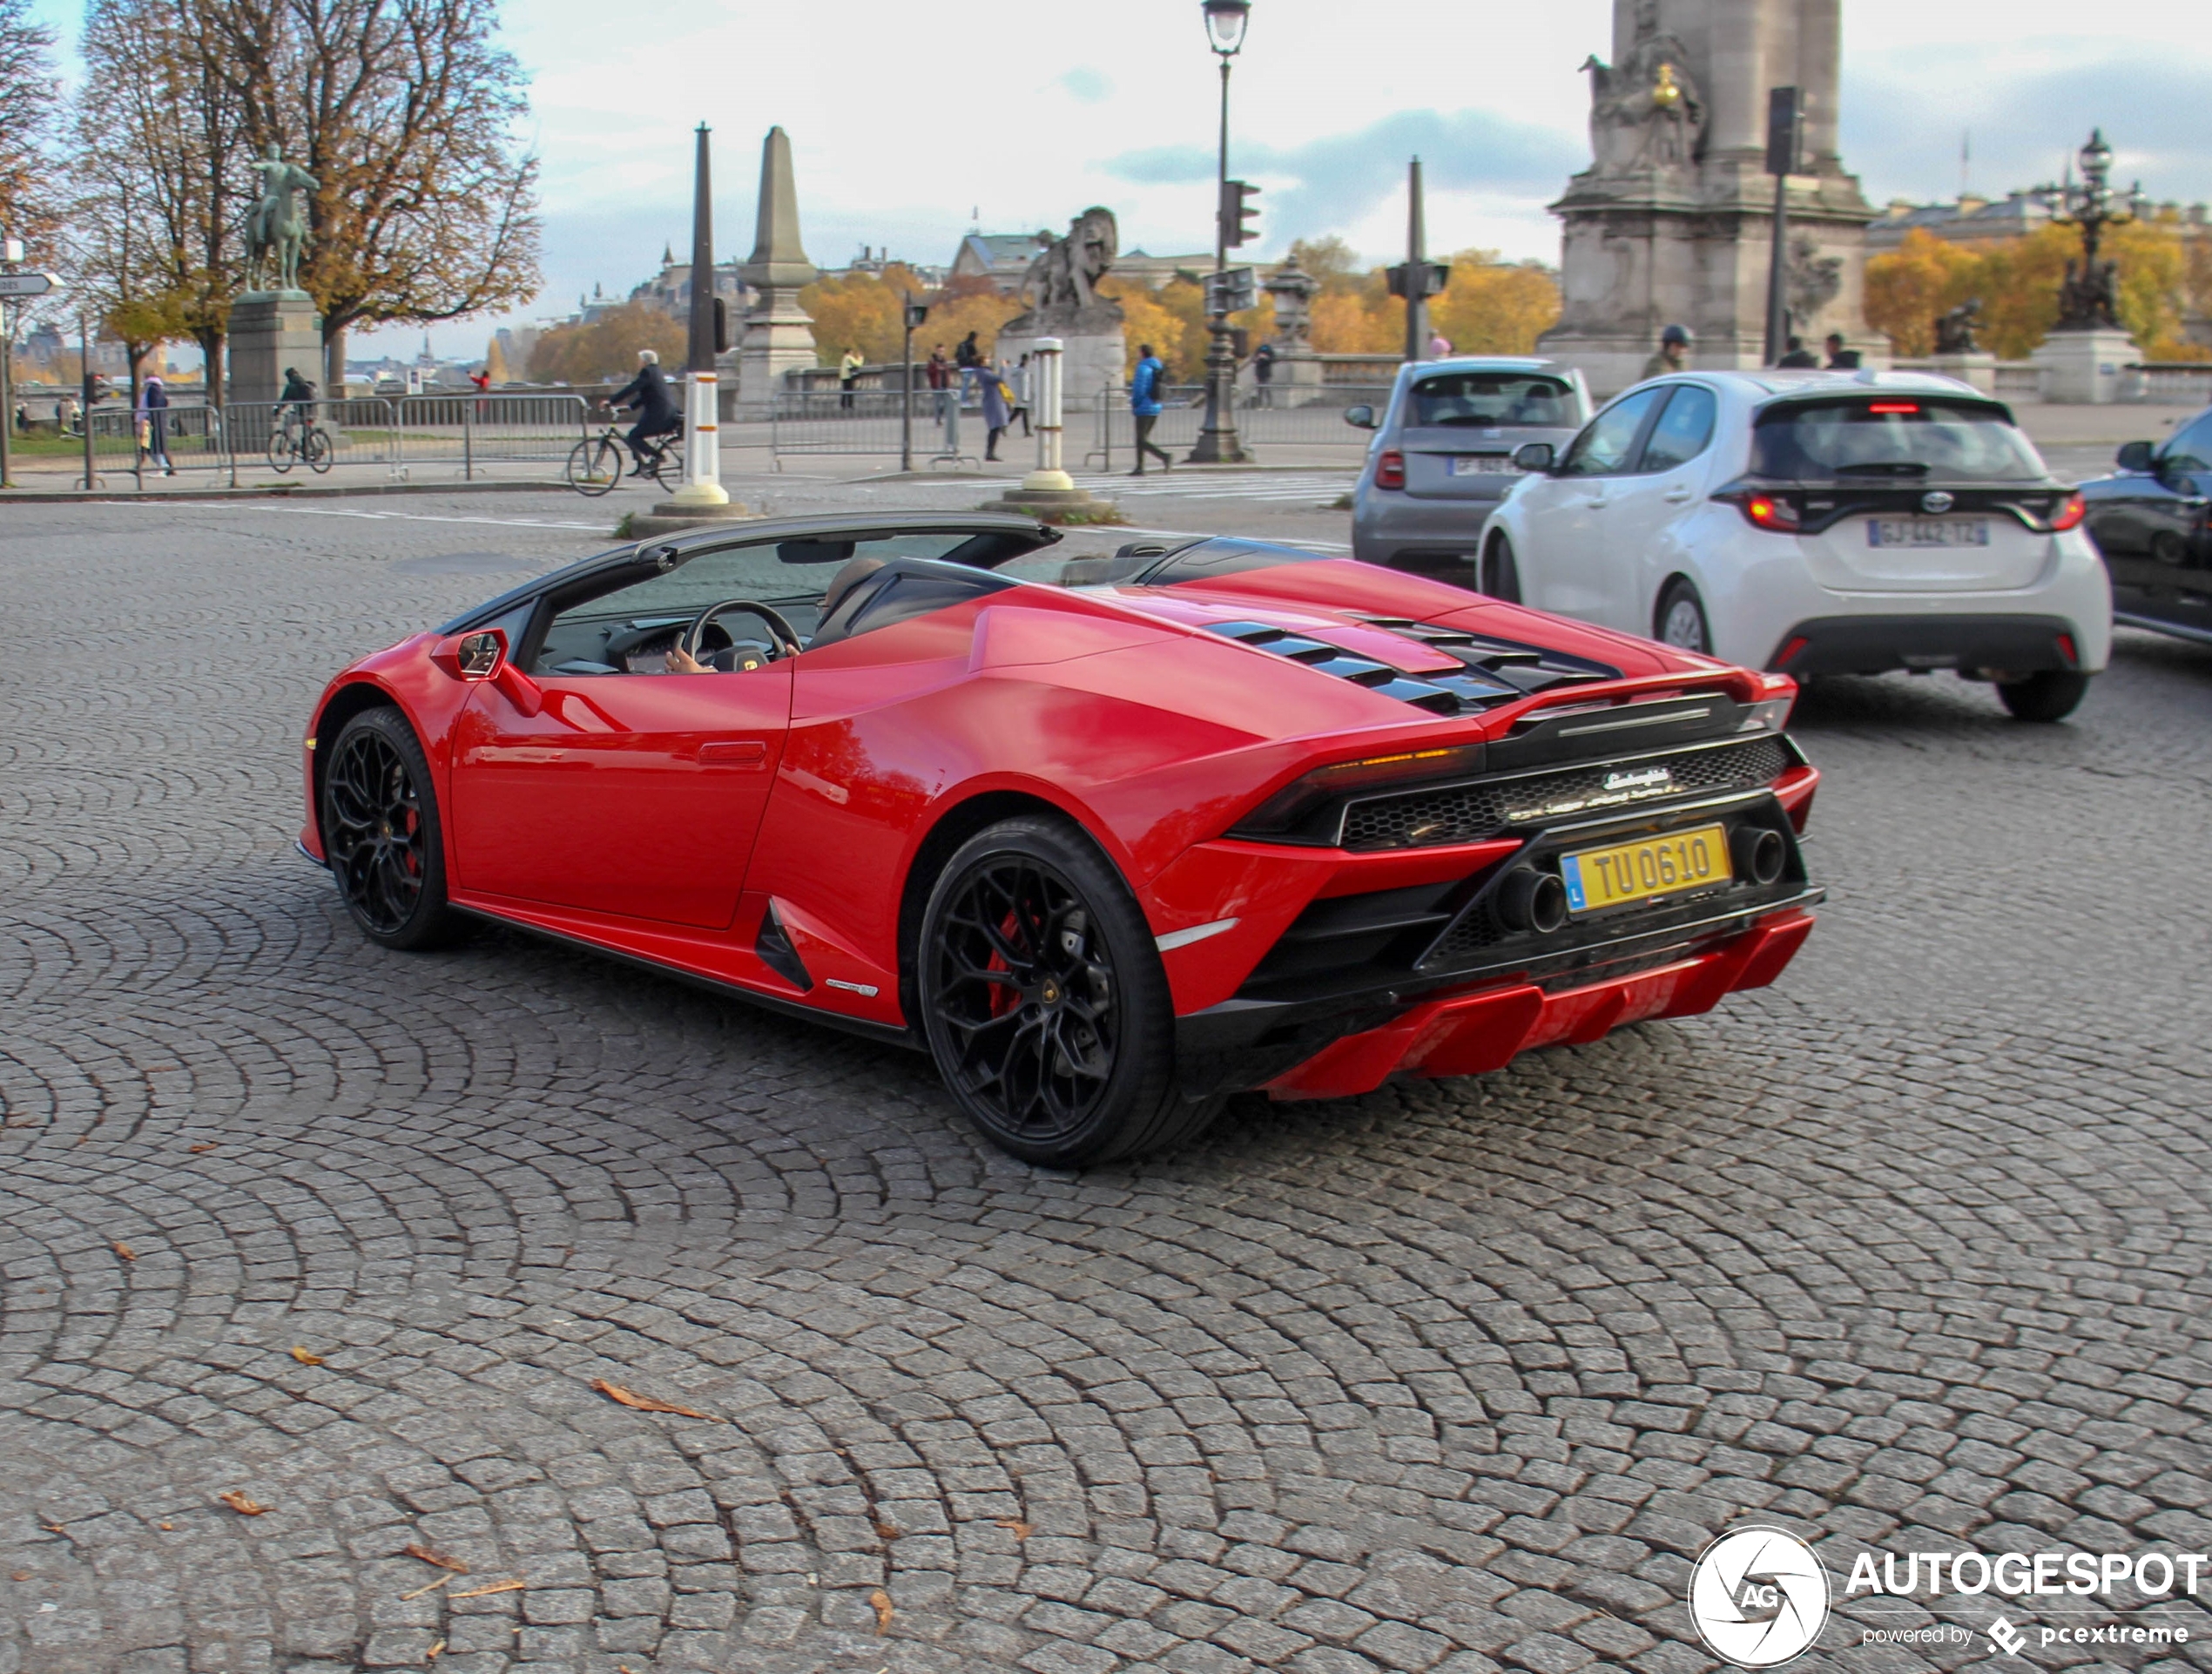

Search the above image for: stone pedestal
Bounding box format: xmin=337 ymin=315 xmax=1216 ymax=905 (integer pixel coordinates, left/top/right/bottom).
xmin=227 ymin=291 xmax=321 ymax=406
xmin=2031 ymin=327 xmax=2136 ymax=403
xmin=1926 ymin=351 xmax=1998 ymax=395
xmin=1268 ymin=349 xmax=1325 ymax=403
xmin=736 ymin=292 xmax=817 ymax=418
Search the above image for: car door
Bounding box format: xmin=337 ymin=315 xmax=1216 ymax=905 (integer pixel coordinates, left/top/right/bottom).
xmin=1597 ymin=383 xmax=1720 ymax=633
xmin=448 ymin=539 xmax=810 ymax=928
xmin=1519 ymin=385 xmax=1669 ymax=620
xmin=2096 ymin=413 xmax=2212 ymax=629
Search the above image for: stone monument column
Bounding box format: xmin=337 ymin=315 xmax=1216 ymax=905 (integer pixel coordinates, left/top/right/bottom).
xmin=1538 ymin=0 xmax=1881 ymax=395
xmin=735 ymin=127 xmax=817 ymax=420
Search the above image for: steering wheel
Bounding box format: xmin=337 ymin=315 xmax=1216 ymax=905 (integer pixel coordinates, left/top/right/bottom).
xmin=681 ymin=599 xmax=802 ymax=664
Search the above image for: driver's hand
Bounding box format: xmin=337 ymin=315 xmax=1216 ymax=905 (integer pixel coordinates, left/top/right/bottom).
xmin=664 ymin=645 xmax=711 ymax=674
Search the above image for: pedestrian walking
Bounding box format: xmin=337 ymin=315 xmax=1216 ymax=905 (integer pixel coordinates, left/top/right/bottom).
xmin=137 ymin=373 xmax=173 ymax=475
xmin=1129 ymin=343 xmax=1171 ymax=476
xmin=1427 ymin=329 xmax=1453 ymax=358
xmin=981 ymin=365 xmax=1015 ymax=461
xmin=1776 ymin=334 xmax=1819 ymax=368
xmin=925 ymin=344 xmax=951 ymax=421
xmin=1006 ymin=354 xmax=1032 ymax=439
xmin=1641 ymin=323 xmax=1692 ymax=381
xmin=1251 ymin=341 xmax=1276 ymax=408
xmin=839 ymin=346 xmax=863 ymax=410
xmin=58 ymin=392 xmax=81 ymax=436
xmin=1824 ymin=332 xmax=1861 ymax=370
xmin=954 ymin=330 xmax=982 ymax=402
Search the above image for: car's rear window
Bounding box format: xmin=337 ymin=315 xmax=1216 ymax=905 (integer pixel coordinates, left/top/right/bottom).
xmin=1406 ymin=373 xmax=1572 ymax=429
xmin=1751 ymin=397 xmax=2044 ymax=482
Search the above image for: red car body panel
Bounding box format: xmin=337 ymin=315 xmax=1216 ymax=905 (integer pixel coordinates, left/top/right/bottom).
xmin=303 ymin=537 xmax=1820 ymax=1096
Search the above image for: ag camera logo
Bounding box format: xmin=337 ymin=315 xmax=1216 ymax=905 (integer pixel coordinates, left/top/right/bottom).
xmin=1689 ymin=1526 xmax=1831 ymax=1667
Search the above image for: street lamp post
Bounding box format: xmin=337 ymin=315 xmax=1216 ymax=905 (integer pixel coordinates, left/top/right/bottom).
xmin=1188 ymin=0 xmax=1251 ymax=465
xmin=2039 ymin=128 xmax=2143 ymax=329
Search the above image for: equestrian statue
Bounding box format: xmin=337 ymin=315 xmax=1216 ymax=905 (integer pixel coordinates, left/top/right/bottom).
xmin=245 ymin=143 xmax=319 ymax=293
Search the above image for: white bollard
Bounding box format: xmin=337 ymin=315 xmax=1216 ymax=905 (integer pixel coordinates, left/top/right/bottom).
xmin=669 ymin=369 xmax=729 ymax=505
xmin=1020 ymin=337 xmax=1075 ymax=494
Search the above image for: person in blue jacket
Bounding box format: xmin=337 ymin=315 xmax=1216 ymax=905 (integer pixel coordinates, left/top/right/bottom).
xmin=1129 ymin=345 xmax=1172 ymax=476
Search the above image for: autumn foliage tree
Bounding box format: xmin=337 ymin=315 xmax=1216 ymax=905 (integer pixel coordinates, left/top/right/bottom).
xmin=525 ymin=303 xmax=684 ymax=386
xmin=0 ymin=0 xmax=60 ymax=254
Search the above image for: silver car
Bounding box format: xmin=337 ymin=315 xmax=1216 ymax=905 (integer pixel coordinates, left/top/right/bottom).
xmin=1345 ymin=356 xmax=1591 ymax=586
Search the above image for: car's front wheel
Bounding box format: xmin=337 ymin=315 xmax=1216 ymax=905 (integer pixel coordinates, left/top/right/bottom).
xmin=1995 ymin=670 xmax=2091 ymax=722
xmin=1481 ymin=534 xmax=1522 ymax=603
xmin=320 ymin=707 xmax=462 ymax=950
xmin=917 ymin=815 xmax=1216 ymax=1167
xmin=1656 ymin=578 xmax=1711 ymax=653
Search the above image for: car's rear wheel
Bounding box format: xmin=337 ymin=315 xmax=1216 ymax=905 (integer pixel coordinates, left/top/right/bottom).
xmin=1995 ymin=669 xmax=2090 ymax=722
xmin=918 ymin=815 xmax=1216 ymax=1167
xmin=1656 ymin=578 xmax=1711 ymax=653
xmin=321 ymin=707 xmax=462 ymax=950
xmin=1481 ymin=534 xmax=1522 ymax=603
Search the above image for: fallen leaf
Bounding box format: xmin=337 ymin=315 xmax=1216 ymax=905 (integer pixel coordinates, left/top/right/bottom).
xmin=995 ymin=1518 xmax=1033 ymax=1539
xmin=590 ymin=1377 xmax=718 ymax=1421
xmin=449 ymin=1578 xmax=526 ymax=1599
xmin=38 ymin=1522 xmax=64 ymax=1536
xmin=868 ymin=1587 xmax=894 ymax=1635
xmin=401 ymin=1573 xmax=454 ymax=1601
xmin=10 ymin=1572 xmax=30 ymax=1581
xmin=113 ymin=1241 xmax=137 ymax=1261
xmin=189 ymin=1143 xmax=219 ymax=1153
xmin=289 ymin=1347 xmax=324 ymax=1366
xmin=873 ymin=1519 xmax=900 ymax=1541
xmin=217 ymin=1492 xmax=269 ymax=1516
xmin=158 ymin=1522 xmax=172 ymax=1532
xmin=403 ymin=1542 xmax=468 ymax=1573
xmin=424 ymin=1640 xmax=445 ymax=1664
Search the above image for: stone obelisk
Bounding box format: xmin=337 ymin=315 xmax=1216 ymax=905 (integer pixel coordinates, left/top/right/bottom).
xmin=735 ymin=128 xmax=818 ymax=420
xmin=1537 ymin=0 xmax=1881 ymax=395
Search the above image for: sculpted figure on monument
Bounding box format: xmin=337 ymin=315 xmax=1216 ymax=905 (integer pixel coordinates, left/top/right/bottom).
xmin=2056 ymin=256 xmax=2122 ymax=330
xmin=1786 ymin=236 xmax=1844 ymax=328
xmin=1579 ymin=0 xmax=1705 ymax=174
xmin=1933 ymin=299 xmax=1982 ymax=354
xmin=245 ymin=142 xmax=319 ymax=293
xmin=1017 ymin=207 xmax=1123 ymax=330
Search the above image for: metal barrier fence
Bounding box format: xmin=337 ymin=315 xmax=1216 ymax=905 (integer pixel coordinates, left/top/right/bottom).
xmin=58 ymin=394 xmax=590 ymax=487
xmin=1082 ymin=385 xmax=1389 ymax=467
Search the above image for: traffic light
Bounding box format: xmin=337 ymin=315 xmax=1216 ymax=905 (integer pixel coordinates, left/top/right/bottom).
xmin=1386 ymin=260 xmax=1450 ymax=300
xmin=712 ymin=296 xmax=731 ymax=353
xmin=1219 ymin=179 xmax=1261 ymax=248
xmin=904 ymin=300 xmax=929 ymax=331
xmin=1765 ymin=86 xmax=1802 ymax=178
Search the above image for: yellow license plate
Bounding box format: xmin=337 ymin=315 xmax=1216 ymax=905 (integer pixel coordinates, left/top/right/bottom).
xmin=1560 ymin=822 xmax=1732 ymax=915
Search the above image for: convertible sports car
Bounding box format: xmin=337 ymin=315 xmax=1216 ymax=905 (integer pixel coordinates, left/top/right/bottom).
xmin=301 ymin=511 xmax=1824 ymax=1165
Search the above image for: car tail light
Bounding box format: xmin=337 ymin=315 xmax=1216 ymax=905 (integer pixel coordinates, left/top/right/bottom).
xmin=1234 ymin=742 xmax=1485 ymax=839
xmin=2048 ymin=490 xmax=2087 ymax=531
xmin=1374 ymin=449 xmax=1406 ymax=490
xmin=2056 ymin=631 xmax=2078 ymax=665
xmin=1722 ymin=490 xmax=1799 ymax=532
xmin=1771 ymin=636 xmax=1810 ymax=669
xmin=1866 ymin=402 xmax=1920 ymax=415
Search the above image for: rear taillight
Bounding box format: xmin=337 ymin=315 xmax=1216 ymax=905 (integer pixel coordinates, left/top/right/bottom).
xmin=1374 ymin=449 xmax=1406 ymax=490
xmin=2048 ymin=490 xmax=2087 ymax=532
xmin=1235 ymin=742 xmax=1484 ymax=839
xmin=1729 ymin=491 xmax=1799 ymax=532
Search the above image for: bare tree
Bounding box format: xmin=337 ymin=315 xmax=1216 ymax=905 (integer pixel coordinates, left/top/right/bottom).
xmin=201 ymin=0 xmax=541 ymax=386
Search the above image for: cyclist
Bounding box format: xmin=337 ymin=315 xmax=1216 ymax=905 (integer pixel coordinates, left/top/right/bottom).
xmin=608 ymin=348 xmax=679 ymax=477
xmin=276 ymin=367 xmax=318 ymax=436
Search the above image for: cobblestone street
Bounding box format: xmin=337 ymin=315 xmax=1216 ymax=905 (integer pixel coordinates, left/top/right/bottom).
xmin=3 ymin=495 xmax=2209 ymax=1674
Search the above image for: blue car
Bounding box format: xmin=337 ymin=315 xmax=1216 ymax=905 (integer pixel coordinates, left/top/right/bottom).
xmin=2077 ymin=404 xmax=2212 ymax=644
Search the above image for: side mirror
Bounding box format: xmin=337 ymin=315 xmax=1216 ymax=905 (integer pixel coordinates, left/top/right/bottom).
xmin=1514 ymin=441 xmax=1555 ymax=473
xmin=2116 ymin=440 xmax=2155 ymax=472
xmin=430 ymin=627 xmax=508 ymax=682
xmin=1344 ymin=404 xmax=1377 ymax=430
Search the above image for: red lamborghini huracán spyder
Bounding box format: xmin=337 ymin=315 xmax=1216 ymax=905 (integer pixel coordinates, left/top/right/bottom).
xmin=302 ymin=512 xmax=1821 ymax=1165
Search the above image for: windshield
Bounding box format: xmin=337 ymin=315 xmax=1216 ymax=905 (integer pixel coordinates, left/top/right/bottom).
xmin=1751 ymin=397 xmax=2045 ymax=482
xmin=1406 ymin=372 xmax=1573 ymax=429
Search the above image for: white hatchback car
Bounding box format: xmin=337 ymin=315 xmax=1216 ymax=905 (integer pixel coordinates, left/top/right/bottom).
xmin=1478 ymin=370 xmax=2112 ymax=720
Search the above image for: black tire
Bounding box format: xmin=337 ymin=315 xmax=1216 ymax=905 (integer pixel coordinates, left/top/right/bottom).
xmin=266 ymin=426 xmax=293 ymax=474
xmin=917 ymin=815 xmax=1217 ymax=1167
xmin=1656 ymin=577 xmax=1711 ymax=653
xmin=1481 ymin=533 xmax=1522 ymax=603
xmin=303 ymin=425 xmax=334 ymax=474
xmin=1996 ymin=670 xmax=2091 ymax=722
xmin=565 ymin=436 xmax=620 ymax=496
xmin=649 ymin=438 xmax=685 ymax=492
xmin=320 ymin=707 xmax=462 ymax=950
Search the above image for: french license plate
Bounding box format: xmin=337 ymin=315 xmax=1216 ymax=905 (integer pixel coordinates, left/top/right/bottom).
xmin=1560 ymin=822 xmax=1733 ymax=915
xmin=1448 ymin=455 xmax=1513 ymax=476
xmin=1866 ymin=517 xmax=1990 ymax=548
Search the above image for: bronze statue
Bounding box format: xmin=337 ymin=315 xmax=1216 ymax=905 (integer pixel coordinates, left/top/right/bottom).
xmin=246 ymin=142 xmax=319 ymax=293
xmin=2056 ymin=258 xmax=2122 ymax=331
xmin=1933 ymin=298 xmax=1983 ymax=355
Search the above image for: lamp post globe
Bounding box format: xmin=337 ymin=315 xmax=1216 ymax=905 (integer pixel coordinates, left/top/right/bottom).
xmin=1202 ymin=0 xmax=1249 ymax=55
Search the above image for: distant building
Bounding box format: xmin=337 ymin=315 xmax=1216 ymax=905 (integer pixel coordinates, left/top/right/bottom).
xmin=1108 ymin=247 xmax=1217 ymax=289
xmin=951 ymin=233 xmax=1051 ymax=292
xmin=1867 ymin=190 xmax=2209 ymax=253
xmin=629 ymin=244 xmax=752 ymax=321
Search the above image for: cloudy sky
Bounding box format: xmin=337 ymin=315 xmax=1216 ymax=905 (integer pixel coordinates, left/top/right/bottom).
xmin=28 ymin=0 xmax=2212 ymax=357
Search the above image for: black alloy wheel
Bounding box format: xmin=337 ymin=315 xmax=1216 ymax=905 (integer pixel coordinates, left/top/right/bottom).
xmin=917 ymin=816 xmax=1215 ymax=1167
xmin=321 ymin=708 xmax=461 ymax=950
xmin=1482 ymin=534 xmax=1522 ymax=603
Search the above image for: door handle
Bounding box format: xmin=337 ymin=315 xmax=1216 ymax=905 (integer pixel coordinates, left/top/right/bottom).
xmin=1663 ymin=486 xmax=1696 ymax=503
xmin=1581 ymin=495 xmax=1610 ymax=510
xmin=698 ymin=739 xmax=768 ymax=768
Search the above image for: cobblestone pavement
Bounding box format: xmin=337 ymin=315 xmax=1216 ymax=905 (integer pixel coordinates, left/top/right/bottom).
xmin=3 ymin=496 xmax=2209 ymax=1674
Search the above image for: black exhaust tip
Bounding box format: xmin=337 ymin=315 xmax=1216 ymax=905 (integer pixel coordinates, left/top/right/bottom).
xmin=1497 ymin=867 xmax=1569 ymax=935
xmin=1733 ymin=826 xmax=1787 ymax=887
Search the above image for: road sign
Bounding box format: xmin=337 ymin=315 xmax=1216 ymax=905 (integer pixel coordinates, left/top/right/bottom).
xmin=0 ymin=273 xmax=59 ymax=298
xmin=1205 ymin=267 xmax=1257 ymax=315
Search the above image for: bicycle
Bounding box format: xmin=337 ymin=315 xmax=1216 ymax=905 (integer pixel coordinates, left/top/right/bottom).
xmin=565 ymin=412 xmax=684 ymax=496
xmin=266 ymin=405 xmax=333 ymax=474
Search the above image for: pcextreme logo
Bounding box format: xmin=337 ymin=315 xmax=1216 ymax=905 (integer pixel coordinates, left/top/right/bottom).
xmin=1687 ymin=1526 xmax=1831 ymax=1667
